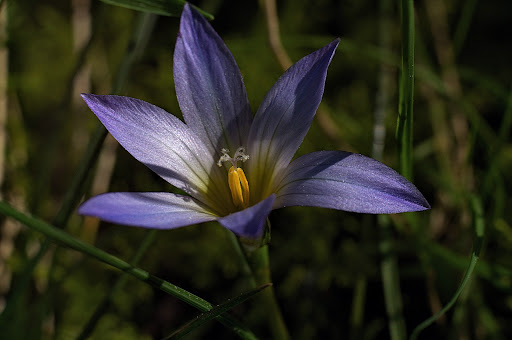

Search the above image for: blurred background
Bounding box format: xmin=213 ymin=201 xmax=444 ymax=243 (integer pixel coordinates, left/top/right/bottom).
xmin=1 ymin=0 xmax=511 ymax=339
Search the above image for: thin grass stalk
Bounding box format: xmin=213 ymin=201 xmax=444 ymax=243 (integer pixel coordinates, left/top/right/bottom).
xmin=453 ymin=0 xmax=479 ymax=57
xmin=162 ymin=285 xmax=270 ymax=340
xmin=380 ymin=215 xmax=407 ymax=340
xmin=409 ymin=196 xmax=484 ymax=340
xmin=396 ymin=0 xmax=415 ymax=181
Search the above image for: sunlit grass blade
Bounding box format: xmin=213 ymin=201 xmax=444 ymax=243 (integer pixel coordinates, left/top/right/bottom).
xmin=100 ymin=0 xmax=213 ymax=19
xmin=409 ymin=196 xmax=484 ymax=340
xmin=0 ymin=201 xmax=258 ymax=339
xmin=163 ymin=284 xmax=271 ymax=340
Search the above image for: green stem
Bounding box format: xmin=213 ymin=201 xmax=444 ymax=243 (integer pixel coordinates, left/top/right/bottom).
xmin=245 ymin=244 xmax=290 ymax=340
xmin=227 ymin=231 xmax=257 ymax=288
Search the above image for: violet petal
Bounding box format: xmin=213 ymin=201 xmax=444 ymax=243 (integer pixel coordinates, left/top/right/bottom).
xmin=247 ymin=40 xmax=339 ymax=188
xmin=78 ymin=192 xmax=217 ymax=229
xmin=218 ymin=195 xmax=276 ymax=238
xmin=174 ymin=4 xmax=252 ymax=154
xmin=81 ymin=94 xmax=229 ymax=206
xmin=274 ymin=151 xmax=430 ymax=213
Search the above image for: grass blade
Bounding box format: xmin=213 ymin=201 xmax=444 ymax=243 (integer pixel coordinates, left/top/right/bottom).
xmin=396 ymin=0 xmax=415 ymax=180
xmin=100 ymin=0 xmax=213 ymax=19
xmin=409 ymin=196 xmax=484 ymax=340
xmin=163 ymin=284 xmax=271 ymax=340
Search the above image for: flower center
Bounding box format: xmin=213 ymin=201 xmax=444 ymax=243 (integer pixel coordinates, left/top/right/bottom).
xmin=217 ymin=147 xmax=250 ymax=209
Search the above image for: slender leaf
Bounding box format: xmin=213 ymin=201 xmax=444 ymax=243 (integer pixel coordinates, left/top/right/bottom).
xmin=164 ymin=284 xmax=271 ymax=340
xmin=396 ymin=0 xmax=415 ymax=180
xmin=409 ymin=196 xmax=484 ymax=340
xmin=99 ymin=0 xmax=213 ymax=19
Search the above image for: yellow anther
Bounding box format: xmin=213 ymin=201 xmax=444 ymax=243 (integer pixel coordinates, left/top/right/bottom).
xmin=237 ymin=167 xmax=250 ymax=206
xmin=228 ymin=166 xmax=250 ymax=208
xmin=218 ymin=147 xmax=250 ymax=209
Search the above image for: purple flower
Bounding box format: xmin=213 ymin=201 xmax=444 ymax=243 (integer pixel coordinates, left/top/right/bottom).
xmin=79 ymin=4 xmax=429 ymax=239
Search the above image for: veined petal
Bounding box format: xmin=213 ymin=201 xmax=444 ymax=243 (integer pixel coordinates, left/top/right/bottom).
xmin=274 ymin=151 xmax=430 ymax=214
xmin=81 ymin=94 xmax=229 ymax=210
xmin=78 ymin=192 xmax=217 ymax=229
xmin=218 ymin=195 xmax=275 ymax=238
xmin=174 ymin=4 xmax=252 ymax=154
xmin=247 ymin=39 xmax=339 ymax=200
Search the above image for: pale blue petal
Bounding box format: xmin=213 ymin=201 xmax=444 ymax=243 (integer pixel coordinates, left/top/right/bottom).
xmin=78 ymin=192 xmax=217 ymax=229
xmin=218 ymin=195 xmax=276 ymax=238
xmin=274 ymin=151 xmax=430 ymax=213
xmin=247 ymin=40 xmax=339 ymax=195
xmin=81 ymin=94 xmax=230 ymax=211
xmin=174 ymin=4 xmax=252 ymax=154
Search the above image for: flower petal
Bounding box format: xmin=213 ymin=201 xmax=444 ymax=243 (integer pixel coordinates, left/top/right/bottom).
xmin=274 ymin=151 xmax=430 ymax=214
xmin=81 ymin=94 xmax=230 ymax=210
xmin=174 ymin=4 xmax=252 ymax=154
xmin=218 ymin=195 xmax=276 ymax=238
xmin=78 ymin=192 xmax=217 ymax=229
xmin=247 ymin=39 xmax=339 ymax=198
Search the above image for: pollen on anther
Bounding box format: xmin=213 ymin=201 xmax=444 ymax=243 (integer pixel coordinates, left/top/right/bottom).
xmin=217 ymin=149 xmax=233 ymax=167
xmin=217 ymin=147 xmax=249 ymax=168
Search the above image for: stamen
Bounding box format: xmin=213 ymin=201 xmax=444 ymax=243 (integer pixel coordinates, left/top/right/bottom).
xmin=237 ymin=167 xmax=250 ymax=205
xmin=217 ymin=147 xmax=249 ymax=168
xmin=217 ymin=148 xmax=233 ymax=167
xmin=228 ymin=166 xmax=244 ymax=207
xmin=218 ymin=148 xmax=250 ymax=208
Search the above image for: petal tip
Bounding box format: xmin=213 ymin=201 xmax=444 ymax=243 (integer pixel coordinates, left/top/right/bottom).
xmin=219 ymin=195 xmax=276 ymax=239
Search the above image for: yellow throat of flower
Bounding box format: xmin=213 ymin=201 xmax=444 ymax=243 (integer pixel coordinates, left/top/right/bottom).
xmin=218 ymin=147 xmax=250 ymax=209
